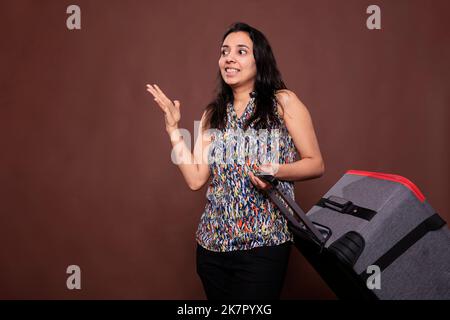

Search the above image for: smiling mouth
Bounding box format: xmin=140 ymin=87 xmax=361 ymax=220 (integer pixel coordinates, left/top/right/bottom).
xmin=225 ymin=67 xmax=240 ymax=74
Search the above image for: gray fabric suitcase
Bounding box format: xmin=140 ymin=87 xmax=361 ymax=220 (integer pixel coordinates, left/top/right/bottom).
xmin=257 ymin=170 xmax=450 ymax=300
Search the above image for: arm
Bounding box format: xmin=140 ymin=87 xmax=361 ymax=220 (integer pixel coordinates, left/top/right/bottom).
xmin=167 ymin=111 xmax=211 ymax=190
xmin=249 ymin=89 xmax=324 ymax=189
xmin=146 ymin=84 xmax=210 ymax=191
xmin=273 ymin=89 xmax=325 ymax=181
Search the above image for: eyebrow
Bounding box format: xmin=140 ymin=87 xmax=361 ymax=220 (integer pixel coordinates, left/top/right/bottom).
xmin=221 ymin=44 xmax=250 ymax=49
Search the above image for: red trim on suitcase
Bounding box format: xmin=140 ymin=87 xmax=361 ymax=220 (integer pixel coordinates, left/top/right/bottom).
xmin=346 ymin=170 xmax=426 ymax=202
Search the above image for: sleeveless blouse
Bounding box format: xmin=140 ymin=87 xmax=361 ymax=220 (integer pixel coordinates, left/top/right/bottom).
xmin=195 ymin=96 xmax=297 ymax=252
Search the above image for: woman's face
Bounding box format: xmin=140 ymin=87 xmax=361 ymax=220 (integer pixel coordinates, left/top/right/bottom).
xmin=219 ymin=31 xmax=257 ymax=89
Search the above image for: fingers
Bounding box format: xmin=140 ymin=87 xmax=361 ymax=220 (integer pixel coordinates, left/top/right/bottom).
xmin=146 ymin=84 xmax=159 ymax=99
xmin=249 ymin=171 xmax=256 ymax=184
xmin=146 ymin=84 xmax=171 ymax=113
xmin=152 ymin=84 xmax=174 ymax=107
xmin=255 ymin=176 xmax=269 ymax=189
xmin=146 ymin=84 xmax=162 ymax=105
xmin=249 ymin=171 xmax=269 ymax=190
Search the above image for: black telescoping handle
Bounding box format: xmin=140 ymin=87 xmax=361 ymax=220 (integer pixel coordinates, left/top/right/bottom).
xmin=256 ymin=173 xmax=326 ymax=245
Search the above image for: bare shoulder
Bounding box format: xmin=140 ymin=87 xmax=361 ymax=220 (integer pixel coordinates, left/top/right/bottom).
xmin=275 ymin=89 xmax=308 ymax=119
xmin=275 ymin=89 xmax=297 ymax=104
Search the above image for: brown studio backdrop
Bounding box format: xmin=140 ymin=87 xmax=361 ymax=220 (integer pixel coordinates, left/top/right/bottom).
xmin=0 ymin=0 xmax=448 ymax=299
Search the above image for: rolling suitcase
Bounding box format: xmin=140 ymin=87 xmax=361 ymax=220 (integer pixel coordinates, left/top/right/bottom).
xmin=257 ymin=170 xmax=450 ymax=300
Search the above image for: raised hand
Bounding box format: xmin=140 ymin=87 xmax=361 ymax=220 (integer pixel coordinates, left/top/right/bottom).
xmin=146 ymin=84 xmax=181 ymax=132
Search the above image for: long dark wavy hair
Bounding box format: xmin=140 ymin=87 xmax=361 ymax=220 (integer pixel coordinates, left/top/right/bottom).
xmin=204 ymin=22 xmax=287 ymax=131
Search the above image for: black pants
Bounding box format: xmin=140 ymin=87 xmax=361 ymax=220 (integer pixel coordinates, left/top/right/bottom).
xmin=196 ymin=242 xmax=291 ymax=300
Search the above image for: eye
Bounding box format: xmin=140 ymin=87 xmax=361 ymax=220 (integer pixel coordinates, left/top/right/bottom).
xmin=221 ymin=49 xmax=229 ymax=56
xmin=239 ymin=49 xmax=247 ymax=55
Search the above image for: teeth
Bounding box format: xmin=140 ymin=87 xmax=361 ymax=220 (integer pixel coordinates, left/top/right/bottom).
xmin=226 ymin=68 xmax=239 ymax=72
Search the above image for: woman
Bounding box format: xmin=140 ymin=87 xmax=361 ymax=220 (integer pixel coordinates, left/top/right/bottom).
xmin=146 ymin=22 xmax=324 ymax=300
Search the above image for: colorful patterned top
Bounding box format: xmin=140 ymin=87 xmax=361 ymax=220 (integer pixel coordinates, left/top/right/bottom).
xmin=195 ymin=96 xmax=298 ymax=252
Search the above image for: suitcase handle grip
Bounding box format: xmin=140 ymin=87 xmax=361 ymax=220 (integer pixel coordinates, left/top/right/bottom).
xmin=317 ymin=196 xmax=377 ymax=221
xmin=320 ymin=196 xmax=352 ymax=213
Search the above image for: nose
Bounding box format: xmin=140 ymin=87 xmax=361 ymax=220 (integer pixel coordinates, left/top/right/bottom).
xmin=225 ymin=52 xmax=236 ymax=63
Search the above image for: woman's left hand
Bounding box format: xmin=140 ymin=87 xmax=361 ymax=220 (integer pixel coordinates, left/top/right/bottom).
xmin=248 ymin=163 xmax=279 ymax=191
